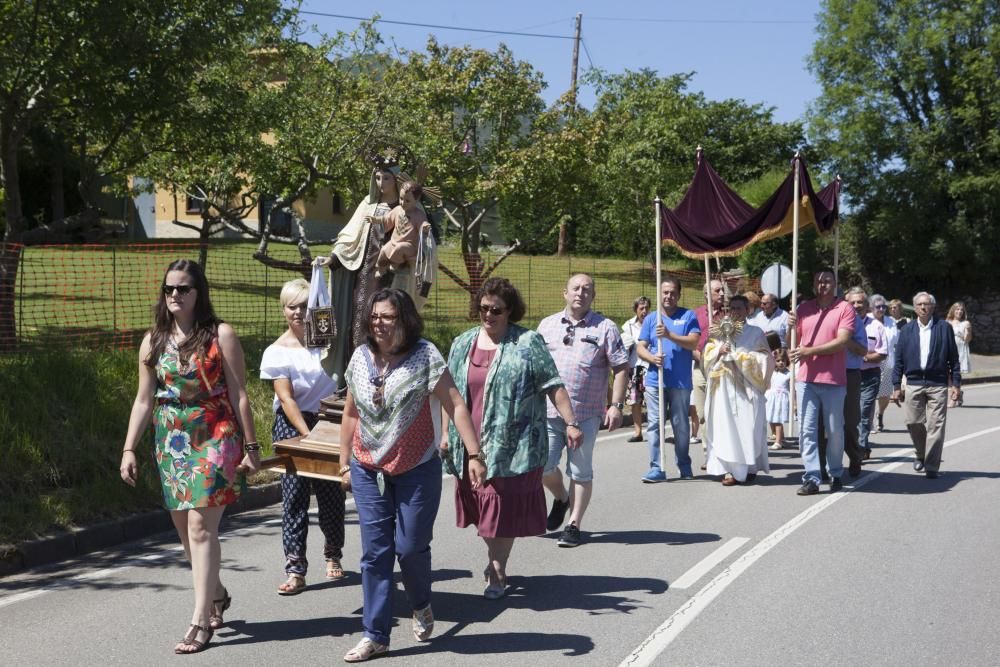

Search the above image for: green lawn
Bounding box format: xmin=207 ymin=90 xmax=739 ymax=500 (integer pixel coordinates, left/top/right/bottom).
xmin=3 ymin=241 xmax=708 ymax=548
xmin=15 ymin=241 xmax=706 ymax=348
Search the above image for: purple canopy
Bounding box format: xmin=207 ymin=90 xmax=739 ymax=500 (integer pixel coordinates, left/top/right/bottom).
xmin=660 ymin=156 xmax=840 ymax=258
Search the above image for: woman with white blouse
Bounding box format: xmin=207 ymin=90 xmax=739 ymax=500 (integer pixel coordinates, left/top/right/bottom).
xmin=260 ymin=279 xmax=345 ymax=595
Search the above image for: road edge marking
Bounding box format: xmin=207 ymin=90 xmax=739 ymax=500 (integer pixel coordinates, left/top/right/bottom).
xmin=669 ymin=537 xmax=749 ymax=590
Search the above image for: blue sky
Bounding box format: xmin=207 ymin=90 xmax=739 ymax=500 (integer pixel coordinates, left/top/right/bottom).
xmin=296 ymin=0 xmax=824 ymax=124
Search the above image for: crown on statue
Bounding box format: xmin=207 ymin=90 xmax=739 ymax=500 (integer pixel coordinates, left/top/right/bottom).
xmin=370 ymin=151 xmax=400 ymax=171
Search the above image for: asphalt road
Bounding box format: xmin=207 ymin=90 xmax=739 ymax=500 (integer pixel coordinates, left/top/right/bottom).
xmin=2 ymin=383 xmax=998 ymax=666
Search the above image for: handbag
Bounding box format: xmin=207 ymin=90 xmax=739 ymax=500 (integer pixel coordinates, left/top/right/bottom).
xmin=305 ymin=264 xmax=337 ymax=348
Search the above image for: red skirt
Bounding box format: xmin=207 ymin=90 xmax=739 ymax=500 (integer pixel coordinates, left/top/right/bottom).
xmin=455 ymin=463 xmax=546 ymax=538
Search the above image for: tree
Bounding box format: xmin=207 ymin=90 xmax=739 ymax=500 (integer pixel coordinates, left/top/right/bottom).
xmin=495 ymin=94 xmax=604 ymax=256
xmin=386 ymin=39 xmax=546 ymax=311
xmin=137 ymin=22 xmax=395 ymax=272
xmin=808 ymin=0 xmax=1000 ymax=296
xmin=0 ymin=0 xmax=287 ymax=347
xmin=571 ymin=69 xmax=804 ymax=259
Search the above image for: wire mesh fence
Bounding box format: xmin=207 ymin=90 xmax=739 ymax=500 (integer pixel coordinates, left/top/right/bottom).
xmin=2 ymin=241 xmax=759 ymax=351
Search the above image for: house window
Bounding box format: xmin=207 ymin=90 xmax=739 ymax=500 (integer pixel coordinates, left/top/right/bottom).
xmin=332 ymin=191 xmax=343 ymax=215
xmin=185 ymin=195 xmax=203 ymax=214
xmin=259 ymin=196 xmax=293 ymax=237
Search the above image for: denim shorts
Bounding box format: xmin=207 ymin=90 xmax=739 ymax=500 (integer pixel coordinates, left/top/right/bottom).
xmin=544 ymin=415 xmax=601 ymax=482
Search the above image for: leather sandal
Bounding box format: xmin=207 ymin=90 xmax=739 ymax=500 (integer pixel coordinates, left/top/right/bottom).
xmin=277 ymin=573 xmax=306 ymax=596
xmin=175 ymin=623 xmax=213 ymax=654
xmin=209 ymin=587 xmax=231 ymax=629
xmin=721 ymin=474 xmax=738 ymax=486
xmin=343 ymin=637 xmax=388 ymax=662
xmin=326 ymin=558 xmax=346 ymax=581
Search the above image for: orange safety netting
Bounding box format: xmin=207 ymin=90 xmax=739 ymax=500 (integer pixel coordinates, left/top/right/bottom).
xmin=1 ymin=241 xmax=758 ymax=352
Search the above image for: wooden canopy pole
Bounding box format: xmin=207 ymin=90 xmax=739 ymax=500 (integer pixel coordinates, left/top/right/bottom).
xmin=789 ymin=153 xmax=801 ymax=438
xmin=833 ymin=174 xmax=842 ymax=284
xmin=654 ymin=196 xmax=666 ymax=471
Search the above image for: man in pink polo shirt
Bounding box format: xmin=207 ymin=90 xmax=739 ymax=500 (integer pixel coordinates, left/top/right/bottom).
xmin=538 ymin=273 xmax=629 ymax=547
xmin=788 ymin=268 xmax=856 ymax=495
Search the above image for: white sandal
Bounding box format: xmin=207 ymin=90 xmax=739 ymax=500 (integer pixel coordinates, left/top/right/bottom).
xmin=412 ymin=604 xmax=434 ymax=641
xmin=344 ymin=638 xmax=388 ymax=662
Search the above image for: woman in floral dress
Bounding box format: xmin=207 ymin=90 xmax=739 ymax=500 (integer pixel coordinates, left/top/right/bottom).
xmin=120 ymin=259 xmax=260 ymax=654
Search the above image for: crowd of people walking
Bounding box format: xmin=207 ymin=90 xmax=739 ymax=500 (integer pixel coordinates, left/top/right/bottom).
xmin=119 ymin=259 xmax=970 ymax=659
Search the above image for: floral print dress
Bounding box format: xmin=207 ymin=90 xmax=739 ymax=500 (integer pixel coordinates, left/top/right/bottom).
xmin=154 ymin=338 xmax=245 ymax=510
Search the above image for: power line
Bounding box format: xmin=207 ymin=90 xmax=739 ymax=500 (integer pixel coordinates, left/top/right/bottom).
xmin=581 ymin=39 xmax=596 ymax=70
xmin=298 ymin=10 xmax=576 ymax=39
xmin=589 ymin=16 xmax=815 ymax=25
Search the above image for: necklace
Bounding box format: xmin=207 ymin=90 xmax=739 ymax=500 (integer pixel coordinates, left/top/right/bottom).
xmin=367 ymin=350 xmax=399 ymax=409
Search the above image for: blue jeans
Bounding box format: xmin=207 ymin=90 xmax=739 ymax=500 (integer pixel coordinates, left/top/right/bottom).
xmin=858 ymin=368 xmax=881 ymax=452
xmin=798 ymin=382 xmax=846 ymax=483
xmin=351 ymin=455 xmax=442 ymax=646
xmin=644 ymin=385 xmax=692 ymax=477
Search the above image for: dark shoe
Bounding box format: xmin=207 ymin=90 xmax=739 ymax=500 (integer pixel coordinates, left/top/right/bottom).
xmin=821 ymin=471 xmax=831 ymax=483
xmin=830 ymin=477 xmax=843 ymax=492
xmin=627 ymin=434 xmax=644 ymax=443
xmin=848 ymin=460 xmax=862 ymax=478
xmin=546 ymin=497 xmax=570 ymax=531
xmin=557 ymin=523 xmax=582 ymax=548
xmin=745 ymin=473 xmax=756 ymax=484
xmin=913 ymin=459 xmax=925 ymax=472
xmin=862 ymin=449 xmax=872 ymax=461
xmin=925 ymin=470 xmax=940 ymax=479
xmin=877 ymin=414 xmax=884 ymax=432
xmin=797 ymin=480 xmax=820 ymax=496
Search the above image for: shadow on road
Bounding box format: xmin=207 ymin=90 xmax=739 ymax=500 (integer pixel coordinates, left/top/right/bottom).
xmin=848 ymin=469 xmax=1000 ymax=495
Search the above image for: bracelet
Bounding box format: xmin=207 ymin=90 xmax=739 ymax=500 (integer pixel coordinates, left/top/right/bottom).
xmin=467 ymin=450 xmax=486 ymax=464
xmin=244 ymin=442 xmax=261 ymax=453
xmin=122 ymin=449 xmax=136 ymax=454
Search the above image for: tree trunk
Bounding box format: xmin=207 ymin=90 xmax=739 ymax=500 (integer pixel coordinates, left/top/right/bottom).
xmin=0 ymin=244 xmax=22 ymax=351
xmin=49 ymin=154 xmax=65 ymax=223
xmin=557 ymin=220 xmax=568 ymax=256
xmin=1 ymin=137 xmax=24 ymax=241
xmin=1 ymin=137 xmax=24 ymax=349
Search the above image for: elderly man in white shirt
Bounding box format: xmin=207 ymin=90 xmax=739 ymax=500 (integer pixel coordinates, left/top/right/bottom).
xmin=747 ymin=293 xmax=789 ymax=349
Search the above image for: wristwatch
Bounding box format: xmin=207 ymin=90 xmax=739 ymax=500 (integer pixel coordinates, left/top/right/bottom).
xmin=566 ymin=420 xmax=581 ymax=429
xmin=468 ymin=450 xmax=487 ymax=464
xmin=610 ymin=402 xmax=625 ymax=410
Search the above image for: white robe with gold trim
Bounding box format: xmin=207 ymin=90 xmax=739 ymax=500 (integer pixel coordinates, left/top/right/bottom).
xmin=704 ymin=323 xmax=773 ymax=482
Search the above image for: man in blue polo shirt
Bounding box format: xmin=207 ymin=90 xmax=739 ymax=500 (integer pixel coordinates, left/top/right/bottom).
xmin=637 ymin=276 xmax=700 ymax=482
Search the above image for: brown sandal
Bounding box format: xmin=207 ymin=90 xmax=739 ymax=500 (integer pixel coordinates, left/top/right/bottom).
xmin=175 ymin=623 xmax=213 ymax=654
xmin=209 ymin=587 xmax=231 ymax=629
xmin=277 ymin=573 xmax=306 ymax=596
xmin=326 ymin=558 xmax=346 ymax=581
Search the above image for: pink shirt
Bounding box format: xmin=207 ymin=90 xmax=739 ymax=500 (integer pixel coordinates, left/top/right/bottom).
xmin=694 ymin=305 xmax=724 ymax=352
xmin=794 ymin=298 xmax=856 ymax=386
xmin=538 ymin=310 xmax=629 ymax=421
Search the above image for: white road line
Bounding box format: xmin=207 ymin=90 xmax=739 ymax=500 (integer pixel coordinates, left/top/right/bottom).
xmin=619 ymin=424 xmax=1000 ymax=667
xmin=668 ymin=537 xmax=749 ymax=590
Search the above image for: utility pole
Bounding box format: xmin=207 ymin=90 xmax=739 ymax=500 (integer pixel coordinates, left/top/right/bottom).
xmin=569 ymin=12 xmax=582 ymax=107
xmin=559 ymin=12 xmax=582 ymax=256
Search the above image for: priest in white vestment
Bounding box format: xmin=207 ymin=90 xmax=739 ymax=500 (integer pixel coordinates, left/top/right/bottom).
xmin=704 ymin=295 xmax=774 ymax=485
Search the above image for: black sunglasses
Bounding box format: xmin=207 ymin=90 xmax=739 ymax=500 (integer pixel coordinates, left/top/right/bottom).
xmin=563 ymin=324 xmax=576 ymax=346
xmin=163 ymin=284 xmax=194 ymax=296
xmin=479 ymin=304 xmax=505 ymax=316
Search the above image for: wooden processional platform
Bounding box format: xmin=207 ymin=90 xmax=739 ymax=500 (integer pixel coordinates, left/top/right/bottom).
xmin=260 ymin=394 xmax=345 ymax=481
